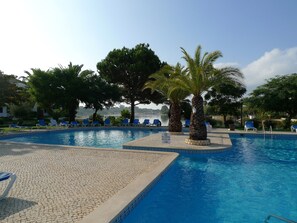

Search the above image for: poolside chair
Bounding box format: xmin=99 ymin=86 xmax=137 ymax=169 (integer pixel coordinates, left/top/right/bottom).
xmin=59 ymin=121 xmax=69 ymax=127
xmin=91 ymin=120 xmax=100 ymax=127
xmin=291 ymin=124 xmax=297 ymax=132
xmin=133 ymin=119 xmax=140 ymax=126
xmin=142 ymin=119 xmax=150 ymax=127
xmin=152 ymin=119 xmax=161 ymax=127
xmin=184 ymin=119 xmax=190 ymax=127
xmin=121 ymin=118 xmax=129 ymax=126
xmin=104 ymin=118 xmax=111 ymax=126
xmin=36 ymin=119 xmax=47 ymax=127
xmin=49 ymin=118 xmax=58 ymax=126
xmin=9 ymin=123 xmax=21 ymax=128
xmin=205 ymin=121 xmax=213 ymax=132
xmin=0 ymin=172 xmax=16 ymax=200
xmin=70 ymin=121 xmax=80 ymax=127
xmin=244 ymin=121 xmax=257 ymax=131
xmin=82 ymin=119 xmax=89 ymax=127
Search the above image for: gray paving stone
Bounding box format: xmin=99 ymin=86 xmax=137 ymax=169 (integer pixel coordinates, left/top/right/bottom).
xmin=0 ymin=142 xmax=167 ymax=223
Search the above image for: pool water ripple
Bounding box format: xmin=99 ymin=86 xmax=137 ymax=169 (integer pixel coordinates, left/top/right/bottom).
xmin=0 ymin=129 xmax=160 ymax=148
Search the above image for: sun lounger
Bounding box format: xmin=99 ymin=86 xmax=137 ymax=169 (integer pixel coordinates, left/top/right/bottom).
xmin=9 ymin=123 xmax=21 ymax=128
xmin=70 ymin=121 xmax=80 ymax=127
xmin=205 ymin=121 xmax=212 ymax=132
xmin=36 ymin=119 xmax=47 ymax=127
xmin=104 ymin=118 xmax=111 ymax=126
xmin=184 ymin=119 xmax=190 ymax=127
xmin=82 ymin=119 xmax=89 ymax=127
xmin=91 ymin=120 xmax=100 ymax=126
xmin=59 ymin=121 xmax=69 ymax=127
xmin=244 ymin=121 xmax=257 ymax=131
xmin=133 ymin=119 xmax=140 ymax=126
xmin=0 ymin=172 xmax=16 ymax=200
xmin=49 ymin=118 xmax=58 ymax=126
xmin=152 ymin=119 xmax=161 ymax=127
xmin=142 ymin=119 xmax=150 ymax=126
xmin=291 ymin=124 xmax=297 ymax=132
xmin=121 ymin=118 xmax=129 ymax=126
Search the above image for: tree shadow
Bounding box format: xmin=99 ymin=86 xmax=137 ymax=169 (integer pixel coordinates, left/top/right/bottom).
xmin=0 ymin=197 xmax=37 ymax=220
xmin=0 ymin=141 xmax=67 ymax=158
xmin=0 ymin=142 xmax=38 ymax=157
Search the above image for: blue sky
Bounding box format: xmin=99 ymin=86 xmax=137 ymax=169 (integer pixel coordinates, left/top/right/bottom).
xmin=1 ymin=0 xmax=297 ymax=104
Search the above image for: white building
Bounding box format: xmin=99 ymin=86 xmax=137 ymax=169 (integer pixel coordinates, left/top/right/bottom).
xmin=0 ymin=106 xmax=9 ymax=117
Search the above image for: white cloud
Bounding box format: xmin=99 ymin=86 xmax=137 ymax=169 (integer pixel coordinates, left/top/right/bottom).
xmin=242 ymin=47 xmax=297 ymax=92
xmin=214 ymin=62 xmax=240 ymax=68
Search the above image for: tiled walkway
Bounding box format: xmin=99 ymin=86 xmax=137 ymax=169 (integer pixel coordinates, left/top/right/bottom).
xmin=0 ymin=142 xmax=173 ymax=223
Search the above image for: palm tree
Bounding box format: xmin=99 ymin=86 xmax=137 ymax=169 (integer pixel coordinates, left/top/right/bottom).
xmin=175 ymin=45 xmax=244 ymax=143
xmin=144 ymin=63 xmax=189 ymax=132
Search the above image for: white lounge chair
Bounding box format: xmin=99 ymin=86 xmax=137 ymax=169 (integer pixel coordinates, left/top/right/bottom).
xmin=49 ymin=118 xmax=58 ymax=126
xmin=205 ymin=122 xmax=213 ymax=132
xmin=0 ymin=172 xmax=16 ymax=200
xmin=59 ymin=121 xmax=69 ymax=127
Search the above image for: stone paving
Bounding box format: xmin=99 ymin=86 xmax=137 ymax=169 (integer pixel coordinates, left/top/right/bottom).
xmin=123 ymin=132 xmax=232 ymax=152
xmin=0 ymin=142 xmax=170 ymax=223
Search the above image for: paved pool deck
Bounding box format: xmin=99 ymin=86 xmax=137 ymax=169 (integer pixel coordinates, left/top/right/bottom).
xmin=0 ymin=141 xmax=177 ymax=223
xmin=2 ymin=128 xmax=292 ymax=222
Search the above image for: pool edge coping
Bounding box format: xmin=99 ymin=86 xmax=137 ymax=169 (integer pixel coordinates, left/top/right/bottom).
xmin=79 ymin=151 xmax=178 ymax=223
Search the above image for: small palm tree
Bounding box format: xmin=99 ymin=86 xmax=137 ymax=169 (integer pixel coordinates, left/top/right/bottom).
xmin=144 ymin=63 xmax=189 ymax=132
xmin=175 ymin=45 xmax=244 ymax=142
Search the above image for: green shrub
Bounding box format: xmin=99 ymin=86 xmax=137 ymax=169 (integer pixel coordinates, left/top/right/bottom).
xmin=224 ymin=119 xmax=234 ymax=128
xmin=9 ymin=103 xmax=33 ymax=119
xmin=120 ymin=109 xmax=130 ymax=119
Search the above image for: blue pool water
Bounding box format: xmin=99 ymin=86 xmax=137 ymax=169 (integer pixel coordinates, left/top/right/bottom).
xmin=122 ymin=134 xmax=297 ymax=223
xmin=2 ymin=131 xmax=297 ymax=222
xmin=0 ymin=128 xmax=160 ymax=148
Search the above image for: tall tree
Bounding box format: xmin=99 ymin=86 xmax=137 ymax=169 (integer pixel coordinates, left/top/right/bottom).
xmin=97 ymin=43 xmax=165 ymax=123
xmin=81 ymin=73 xmax=122 ymax=120
xmin=144 ymin=63 xmax=189 ymax=132
xmin=174 ymin=46 xmax=243 ymax=142
xmin=27 ymin=63 xmax=94 ymax=121
xmin=248 ymin=73 xmax=297 ymax=128
xmin=205 ymin=82 xmax=246 ymax=126
xmin=26 ymin=69 xmax=56 ymax=110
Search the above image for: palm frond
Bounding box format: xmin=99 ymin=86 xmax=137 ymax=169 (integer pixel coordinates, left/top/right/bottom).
xmin=194 ymin=45 xmax=202 ymax=67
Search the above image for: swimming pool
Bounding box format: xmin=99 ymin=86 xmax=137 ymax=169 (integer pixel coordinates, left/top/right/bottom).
xmin=122 ymin=134 xmax=297 ymax=223
xmin=0 ymin=128 xmax=161 ymax=149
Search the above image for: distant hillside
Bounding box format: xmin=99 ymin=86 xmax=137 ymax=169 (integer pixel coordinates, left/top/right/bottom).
xmin=77 ymin=106 xmax=161 ymax=118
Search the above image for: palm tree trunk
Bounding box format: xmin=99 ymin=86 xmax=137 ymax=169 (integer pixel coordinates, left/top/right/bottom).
xmin=189 ymin=95 xmax=207 ymax=140
xmin=93 ymin=108 xmax=99 ymax=121
xmin=168 ymin=102 xmax=182 ymax=132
